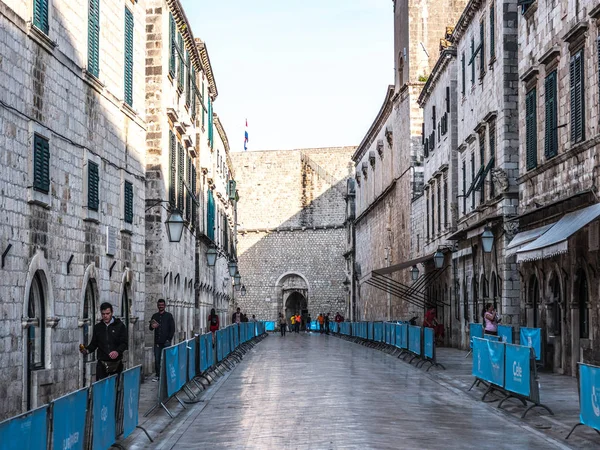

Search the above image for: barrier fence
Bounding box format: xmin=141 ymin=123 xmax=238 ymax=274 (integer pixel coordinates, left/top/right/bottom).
xmin=0 ymin=365 xmax=143 ymax=450
xmin=566 ymin=362 xmax=600 ymax=439
xmin=470 ymin=336 xmax=552 ymax=418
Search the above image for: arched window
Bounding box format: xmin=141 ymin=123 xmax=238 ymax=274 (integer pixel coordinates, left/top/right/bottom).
xmin=576 ymin=269 xmax=589 ymax=339
xmin=83 ymin=281 xmax=96 ymax=361
xmin=528 ymin=275 xmax=539 ymax=327
xmin=28 ymin=272 xmax=45 ymax=370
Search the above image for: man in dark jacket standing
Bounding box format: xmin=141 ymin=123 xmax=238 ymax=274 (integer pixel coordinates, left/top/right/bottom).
xmin=80 ymin=302 xmax=128 ymax=380
xmin=149 ymin=299 xmax=175 ymax=381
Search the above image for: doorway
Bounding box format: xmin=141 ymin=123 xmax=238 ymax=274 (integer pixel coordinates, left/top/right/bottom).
xmin=285 ymin=292 xmax=308 ymax=330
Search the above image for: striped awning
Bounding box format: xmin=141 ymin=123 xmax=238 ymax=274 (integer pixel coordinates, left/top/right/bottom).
xmin=516 ymin=203 xmax=600 ymax=262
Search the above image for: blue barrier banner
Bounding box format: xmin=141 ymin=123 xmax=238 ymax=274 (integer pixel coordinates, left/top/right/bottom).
xmin=469 ymin=323 xmax=484 ymax=349
xmin=92 ymin=376 xmax=116 ymax=450
xmin=484 ymin=334 xmax=501 ymax=342
xmin=520 ymin=327 xmax=541 ymax=361
xmin=424 ymin=327 xmax=434 ymax=359
xmin=164 ymin=345 xmax=179 ymax=397
xmin=504 ymin=344 xmax=531 ymax=398
xmin=178 ymin=342 xmax=187 ymax=387
xmin=0 ymin=405 xmax=47 ymax=450
xmin=199 ymin=334 xmax=208 ymax=373
xmin=368 ymin=322 xmax=374 ymax=341
xmin=374 ymin=322 xmax=383 ymax=342
xmin=579 ymin=363 xmax=600 ymax=431
xmin=497 ymin=325 xmax=513 ymax=343
xmin=408 ymin=325 xmax=421 ymax=355
xmin=472 ymin=337 xmax=505 ymax=387
xmin=266 ymin=321 xmax=275 ymax=331
xmin=216 ymin=330 xmax=223 ymax=362
xmin=391 ymin=323 xmax=396 ymax=345
xmin=187 ymin=338 xmax=197 ymax=380
xmin=52 ymin=388 xmax=87 ymax=450
xmin=400 ymin=323 xmax=408 ymax=349
xmin=204 ymin=333 xmax=213 ymax=370
xmin=122 ymin=366 xmax=141 ymax=439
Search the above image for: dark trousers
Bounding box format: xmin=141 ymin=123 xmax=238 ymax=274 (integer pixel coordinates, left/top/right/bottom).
xmin=154 ymin=343 xmax=166 ymax=376
xmin=325 ymin=322 xmax=330 ymax=334
xmin=280 ymin=324 xmax=286 ymax=336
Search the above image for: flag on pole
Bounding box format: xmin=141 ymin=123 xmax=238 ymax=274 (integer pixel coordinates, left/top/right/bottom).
xmin=244 ymin=119 xmax=249 ymax=151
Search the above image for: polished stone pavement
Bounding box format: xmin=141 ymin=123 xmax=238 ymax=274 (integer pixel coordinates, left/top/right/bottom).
xmin=146 ymin=332 xmax=572 ymax=450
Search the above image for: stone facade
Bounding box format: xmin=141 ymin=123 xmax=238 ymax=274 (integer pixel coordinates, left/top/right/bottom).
xmin=232 ymin=148 xmax=354 ymax=322
xmin=0 ymin=0 xmax=146 ymax=419
xmin=515 ymin=1 xmax=600 ymax=375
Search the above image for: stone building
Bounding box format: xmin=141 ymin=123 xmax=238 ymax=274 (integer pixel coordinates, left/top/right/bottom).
xmin=513 ymin=0 xmax=600 ymax=374
xmin=448 ymin=0 xmax=521 ymax=347
xmin=351 ymin=0 xmax=466 ymax=322
xmin=143 ymin=0 xmax=235 ymax=375
xmin=0 ymin=0 xmax=146 ymax=419
xmin=232 ymin=148 xmax=354 ymax=323
xmin=413 ymin=47 xmax=461 ymax=346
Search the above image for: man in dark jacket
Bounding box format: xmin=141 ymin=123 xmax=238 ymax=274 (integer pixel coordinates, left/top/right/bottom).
xmin=149 ymin=299 xmax=175 ymax=381
xmin=80 ymin=302 xmax=128 ymax=380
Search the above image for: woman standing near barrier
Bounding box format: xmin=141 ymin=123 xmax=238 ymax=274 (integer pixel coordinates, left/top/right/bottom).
xmin=483 ymin=303 xmax=500 ymax=335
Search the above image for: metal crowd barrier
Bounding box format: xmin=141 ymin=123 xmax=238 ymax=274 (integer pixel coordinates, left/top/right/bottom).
xmin=566 ymin=362 xmax=600 ymax=439
xmin=0 ymin=365 xmax=144 ymax=450
xmin=470 ymin=337 xmax=553 ymax=418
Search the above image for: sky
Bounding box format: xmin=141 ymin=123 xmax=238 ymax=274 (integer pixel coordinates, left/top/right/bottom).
xmin=180 ymin=0 xmax=393 ymax=152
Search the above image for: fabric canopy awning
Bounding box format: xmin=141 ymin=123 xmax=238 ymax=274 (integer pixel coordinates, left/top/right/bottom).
xmin=505 ymin=223 xmax=555 ymax=257
xmin=373 ymin=252 xmax=434 ymax=276
xmin=516 ymin=203 xmax=600 ymax=262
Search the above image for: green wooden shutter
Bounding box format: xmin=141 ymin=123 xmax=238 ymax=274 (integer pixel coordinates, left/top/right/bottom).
xmin=186 ymin=155 xmax=191 ymax=222
xmin=470 ymin=38 xmax=475 ymax=85
xmin=88 ymin=0 xmax=100 ymax=77
xmin=471 ymin=153 xmax=475 ymax=208
xmin=124 ymin=181 xmax=133 ymax=224
xmin=185 ymin=52 xmax=191 ymax=106
xmin=177 ymin=143 xmax=184 ymax=212
xmin=33 ymin=0 xmax=49 ymax=34
xmin=88 ymin=161 xmax=99 ymax=211
xmin=191 ymin=66 xmax=196 ymax=119
xmin=33 ymin=135 xmax=50 ymax=193
xmin=207 ymin=190 xmax=215 ymax=241
xmin=426 ymin=193 xmax=430 ymax=240
xmin=169 ymin=131 xmax=176 ymax=207
xmin=544 ymin=71 xmax=558 ymax=159
xmin=462 ymin=160 xmax=466 ymax=214
xmin=526 ymin=88 xmax=538 ymax=170
xmin=490 ymin=4 xmax=495 ymax=61
xmin=570 ymin=50 xmax=584 ymax=143
xmin=461 ymin=53 xmax=465 ymax=95
xmin=489 ymin=122 xmax=496 ymax=197
xmin=191 ymin=165 xmax=197 ymax=227
xmin=169 ymin=14 xmax=175 ymax=78
xmin=479 ymin=21 xmax=485 ymax=77
xmin=124 ymin=8 xmax=134 ymax=107
xmin=177 ymin=32 xmax=184 ymax=91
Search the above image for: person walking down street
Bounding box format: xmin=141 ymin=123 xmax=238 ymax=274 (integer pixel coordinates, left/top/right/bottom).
xmin=279 ymin=313 xmax=287 ymax=337
xmin=290 ymin=314 xmax=296 ymax=332
xmin=306 ymin=314 xmax=312 ymax=333
xmin=250 ymin=315 xmax=257 ymax=322
xmin=334 ymin=312 xmax=344 ymax=334
xmin=325 ymin=313 xmax=330 ymax=335
xmin=318 ymin=313 xmax=324 ymax=334
xmin=79 ymin=302 xmax=128 ymax=381
xmin=484 ymin=303 xmax=500 ymax=336
xmin=208 ymin=308 xmax=219 ymax=346
xmin=149 ymin=299 xmax=175 ymax=382
xmin=232 ymin=307 xmax=242 ymax=325
xmin=295 ymin=313 xmax=301 ymax=333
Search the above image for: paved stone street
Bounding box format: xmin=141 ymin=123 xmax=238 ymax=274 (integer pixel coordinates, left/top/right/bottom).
xmin=139 ymin=333 xmax=576 ymax=450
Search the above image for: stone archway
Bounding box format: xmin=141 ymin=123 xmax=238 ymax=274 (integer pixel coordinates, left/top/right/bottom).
xmin=285 ymin=291 xmax=308 ymax=330
xmin=276 ymin=273 xmax=310 ymax=326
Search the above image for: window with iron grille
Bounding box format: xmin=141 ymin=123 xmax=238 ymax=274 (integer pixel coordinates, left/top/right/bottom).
xmin=33 ymin=134 xmax=50 ymax=193
xmin=88 ymin=0 xmax=100 ymax=77
xmin=570 ymin=49 xmax=585 ymax=144
xmin=88 ymin=161 xmax=99 ymax=211
xmin=526 ymin=88 xmax=538 ymax=170
xmin=124 ymin=181 xmax=133 ymax=224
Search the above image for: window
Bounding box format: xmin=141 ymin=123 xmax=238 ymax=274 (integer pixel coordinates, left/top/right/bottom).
xmin=82 ymin=281 xmax=96 ymax=384
xmin=461 ymin=53 xmax=466 ymax=95
xmin=462 ymin=160 xmax=466 ymax=214
xmin=186 ymin=155 xmax=192 ymax=222
xmin=544 ymin=71 xmax=558 ymax=159
xmin=470 ymin=153 xmax=475 ymax=209
xmin=33 ymin=134 xmax=50 ymax=194
xmin=185 ymin=51 xmax=191 ymax=106
xmin=169 ymin=131 xmax=176 ymax=208
xmin=88 ymin=161 xmax=99 ymax=211
xmin=124 ymin=181 xmax=133 ymax=223
xmin=570 ymin=49 xmax=585 ymax=143
xmin=191 ymin=165 xmax=197 ymax=227
xmin=489 ymin=121 xmax=496 ymax=197
xmin=33 ymin=0 xmax=49 ymax=34
xmin=124 ymin=8 xmax=134 ymax=107
xmin=479 ymin=133 xmax=485 ymax=203
xmin=208 ymin=98 xmax=213 ymax=148
xmin=27 ymin=272 xmax=45 ymax=370
xmin=88 ymin=0 xmax=100 ymax=77
xmin=177 ymin=143 xmax=184 ymax=212
xmin=426 ymin=190 xmax=430 ymax=241
xmin=526 ymin=88 xmax=537 ymax=170
xmin=437 ymin=182 xmax=441 ymax=233
xmin=431 ymin=190 xmax=435 ymax=237
xmin=207 ymin=189 xmax=215 ymax=241
xmin=489 ymin=4 xmax=495 ymax=61
xmin=443 ymin=177 xmax=448 ymax=229
xmin=169 ymin=14 xmax=176 ymax=78
xmin=190 ymin=65 xmax=197 ymax=120
xmin=470 ymin=38 xmax=475 ymax=85
xmin=432 ymin=106 xmax=436 ymax=131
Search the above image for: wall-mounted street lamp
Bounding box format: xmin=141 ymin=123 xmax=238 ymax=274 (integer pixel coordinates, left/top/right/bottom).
xmin=410 ymin=265 xmax=419 ymax=281
xmin=482 ymin=226 xmax=494 ymax=253
xmin=206 ymin=247 xmax=218 ymax=266
xmin=145 ymin=200 xmax=186 ymax=243
xmin=234 ymin=271 xmax=242 ymax=289
xmin=228 ymin=261 xmax=238 ymax=277
xmin=240 ymin=285 xmax=246 ymax=296
xmin=433 ymin=250 xmax=445 ymax=269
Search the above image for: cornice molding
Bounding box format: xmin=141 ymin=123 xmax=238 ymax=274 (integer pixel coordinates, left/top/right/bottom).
xmin=353 ymin=85 xmax=395 ymax=162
